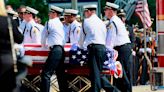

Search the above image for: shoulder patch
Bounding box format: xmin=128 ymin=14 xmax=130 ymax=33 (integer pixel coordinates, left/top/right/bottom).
xmin=33 ymin=27 xmax=39 ymax=34
xmin=109 ymin=24 xmax=112 ymax=29
xmin=77 ymin=29 xmax=80 ymax=34
xmin=107 ymin=23 xmax=112 ymax=29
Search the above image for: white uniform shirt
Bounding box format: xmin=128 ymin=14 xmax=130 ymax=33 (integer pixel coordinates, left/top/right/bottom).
xmin=17 ymin=18 xmax=24 ymax=26
xmin=23 ymin=20 xmax=41 ymax=44
xmin=63 ymin=23 xmax=70 ymax=43
xmin=41 ymin=17 xmax=65 ymax=47
xmin=105 ymin=21 xmax=115 ymax=49
xmin=79 ymin=14 xmax=107 ymax=49
xmin=69 ymin=20 xmax=81 ymax=44
xmin=36 ymin=23 xmax=44 ymax=34
xmin=106 ymin=15 xmax=130 ymax=48
xmin=19 ymin=20 xmax=27 ymax=34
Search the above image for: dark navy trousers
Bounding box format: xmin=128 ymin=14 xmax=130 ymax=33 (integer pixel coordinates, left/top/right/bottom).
xmin=87 ymin=44 xmax=120 ymax=92
xmin=114 ymin=43 xmax=133 ymax=92
xmin=40 ymin=45 xmax=68 ymax=92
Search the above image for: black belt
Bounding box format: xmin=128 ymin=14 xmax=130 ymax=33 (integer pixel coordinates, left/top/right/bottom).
xmin=114 ymin=43 xmax=130 ymax=50
xmin=50 ymin=45 xmax=63 ymax=50
xmin=87 ymin=43 xmax=105 ymax=48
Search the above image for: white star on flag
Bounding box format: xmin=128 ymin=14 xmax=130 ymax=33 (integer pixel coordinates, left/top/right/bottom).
xmin=107 ymin=52 xmax=111 ymax=57
xmin=104 ymin=61 xmax=109 ymax=65
xmin=72 ymin=55 xmax=76 ymax=59
xmin=80 ymin=61 xmax=85 ymax=66
xmin=77 ymin=51 xmax=81 ymax=55
xmin=82 ymin=55 xmax=86 ymax=59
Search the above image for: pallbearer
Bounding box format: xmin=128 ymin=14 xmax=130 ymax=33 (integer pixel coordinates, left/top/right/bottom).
xmin=104 ymin=2 xmax=132 ymax=92
xmin=40 ymin=5 xmax=68 ymax=92
xmin=64 ymin=9 xmax=81 ymax=44
xmin=79 ymin=4 xmax=119 ymax=92
xmin=23 ymin=6 xmax=41 ymax=44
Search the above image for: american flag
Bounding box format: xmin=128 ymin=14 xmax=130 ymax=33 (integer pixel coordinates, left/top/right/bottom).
xmin=69 ymin=45 xmax=118 ymax=72
xmin=24 ymin=43 xmax=121 ymax=76
xmin=103 ymin=48 xmax=123 ymax=78
xmin=69 ymin=47 xmax=88 ymax=66
xmin=135 ymin=0 xmax=152 ymax=28
xmin=103 ymin=48 xmax=118 ymax=72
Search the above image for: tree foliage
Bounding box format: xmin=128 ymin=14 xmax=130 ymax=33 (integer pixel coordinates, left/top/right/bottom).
xmin=7 ymin=0 xmax=21 ymax=9
xmin=7 ymin=0 xmax=48 ymax=24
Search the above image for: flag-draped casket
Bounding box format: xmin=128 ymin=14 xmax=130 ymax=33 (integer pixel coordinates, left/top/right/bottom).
xmin=24 ymin=44 xmax=71 ymax=75
xmin=24 ymin=43 xmax=122 ymax=77
xmin=24 ymin=43 xmax=90 ymax=75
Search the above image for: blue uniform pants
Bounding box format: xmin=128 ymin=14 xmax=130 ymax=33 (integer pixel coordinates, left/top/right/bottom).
xmin=40 ymin=45 xmax=68 ymax=92
xmin=114 ymin=43 xmax=133 ymax=92
xmin=87 ymin=44 xmax=120 ymax=92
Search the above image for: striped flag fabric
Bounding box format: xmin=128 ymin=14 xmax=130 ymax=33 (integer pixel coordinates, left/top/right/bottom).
xmin=24 ymin=43 xmax=71 ymax=75
xmin=24 ymin=43 xmax=122 ymax=76
xmin=135 ymin=0 xmax=152 ymax=28
xmin=24 ymin=43 xmax=71 ymax=63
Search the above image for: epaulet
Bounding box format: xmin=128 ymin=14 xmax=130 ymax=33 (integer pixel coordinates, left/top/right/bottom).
xmin=82 ymin=20 xmax=86 ymax=35
xmin=46 ymin=22 xmax=49 ymax=30
xmin=30 ymin=26 xmax=40 ymax=38
xmin=111 ymin=21 xmax=118 ymax=35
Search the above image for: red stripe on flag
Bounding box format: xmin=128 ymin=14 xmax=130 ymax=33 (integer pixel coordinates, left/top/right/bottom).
xmin=24 ymin=44 xmax=42 ymax=47
xmin=24 ymin=44 xmax=72 ymax=48
xmin=64 ymin=45 xmax=71 ymax=48
xmin=25 ymin=51 xmax=49 ymax=56
xmin=135 ymin=0 xmax=152 ymax=28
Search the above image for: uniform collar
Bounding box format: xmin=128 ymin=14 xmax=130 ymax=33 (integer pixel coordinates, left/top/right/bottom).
xmin=109 ymin=15 xmax=117 ymax=22
xmin=51 ymin=17 xmax=60 ymax=21
xmin=71 ymin=20 xmax=78 ymax=25
xmin=90 ymin=14 xmax=97 ymax=18
xmin=18 ymin=17 xmax=23 ymax=21
xmin=28 ymin=19 xmax=35 ymax=24
xmin=26 ymin=19 xmax=36 ymax=27
xmin=85 ymin=14 xmax=97 ymax=21
xmin=70 ymin=20 xmax=79 ymax=28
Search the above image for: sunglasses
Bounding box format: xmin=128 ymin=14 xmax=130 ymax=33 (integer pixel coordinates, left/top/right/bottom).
xmin=24 ymin=12 xmax=32 ymax=14
xmin=49 ymin=11 xmax=56 ymax=13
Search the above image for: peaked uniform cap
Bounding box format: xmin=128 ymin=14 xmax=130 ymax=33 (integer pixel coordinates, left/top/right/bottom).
xmin=105 ymin=2 xmax=119 ymax=10
xmin=117 ymin=9 xmax=126 ymax=16
xmin=83 ymin=4 xmax=97 ymax=10
xmin=49 ymin=5 xmax=63 ymax=13
xmin=7 ymin=9 xmax=18 ymax=15
xmin=64 ymin=9 xmax=78 ymax=15
xmin=26 ymin=6 xmax=39 ymax=14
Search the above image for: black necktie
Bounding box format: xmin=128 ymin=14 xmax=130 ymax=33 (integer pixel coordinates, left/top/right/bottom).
xmin=23 ymin=24 xmax=26 ymax=35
